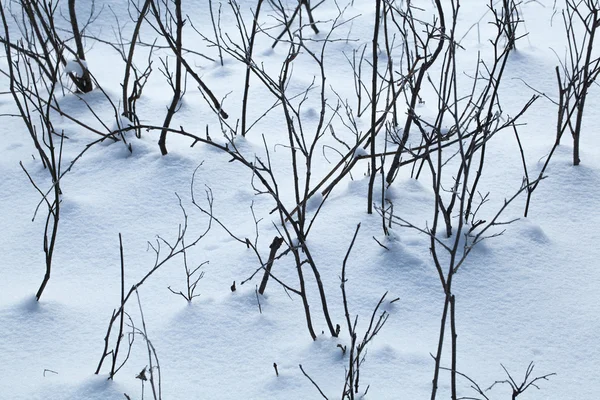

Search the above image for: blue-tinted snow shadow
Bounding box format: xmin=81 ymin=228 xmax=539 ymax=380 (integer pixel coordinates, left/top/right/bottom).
xmin=60 ymin=376 xmax=128 ymax=400
xmin=0 ymin=295 xmax=95 ymax=346
xmin=14 ymin=295 xmax=41 ymax=312
xmin=0 ymin=295 xmax=56 ymax=323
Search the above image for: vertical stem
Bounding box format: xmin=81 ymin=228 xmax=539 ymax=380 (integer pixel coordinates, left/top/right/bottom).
xmin=68 ymin=0 xmax=93 ymax=92
xmin=430 ymin=293 xmax=450 ymax=400
xmin=158 ymin=0 xmax=183 ymax=155
xmin=36 ymin=64 xmax=63 ymax=301
xmin=341 ymin=224 xmax=361 ymax=399
xmin=367 ymin=0 xmax=381 ymax=214
xmin=208 ymin=0 xmax=224 ymax=66
xmin=122 ymin=0 xmax=151 ymax=124
xmin=304 ymin=251 xmax=338 ymax=337
xmin=241 ymin=0 xmax=264 ymax=137
xmin=297 ymin=262 xmax=316 ymax=340
xmin=450 ymin=294 xmax=457 ymax=400
xmin=383 ymin=2 xmax=398 ymax=127
xmin=572 ymin=7 xmax=597 ymax=166
xmin=301 ymin=0 xmax=319 ymax=34
xmin=149 ymin=0 xmax=228 ymax=120
xmin=19 ymin=0 xmax=53 ymax=79
xmin=503 ymin=0 xmax=515 ymax=50
xmin=109 ymin=233 xmax=126 ymax=379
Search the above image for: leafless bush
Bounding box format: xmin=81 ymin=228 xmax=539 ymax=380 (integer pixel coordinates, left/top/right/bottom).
xmin=377 ymin=1 xmax=542 ymax=398
xmin=270 ymin=0 xmax=321 ymax=49
xmin=2 ymin=5 xmax=64 ymax=300
xmin=153 ymin=0 xmax=184 ymax=155
xmin=384 ymin=0 xmax=446 ymax=185
xmin=179 ymin=0 xmax=363 ymax=340
xmin=96 ymin=193 xmax=212 ymax=377
xmin=0 ymin=0 xmax=95 ymax=92
xmin=122 ymin=290 xmax=163 ymax=400
xmin=0 ymin=0 xmax=142 ymax=298
xmin=167 ymin=166 xmax=213 ymax=303
xmin=555 ymin=0 xmax=600 ymax=166
xmin=299 ymin=224 xmax=388 ymax=400
xmin=519 ymin=0 xmax=600 ymax=216
xmin=339 ymin=224 xmax=388 ymax=399
xmin=502 ymin=0 xmax=524 ymax=50
xmin=101 ymin=0 xmax=154 ymax=139
xmin=143 ymin=0 xmax=227 ymax=154
xmin=488 ymin=362 xmax=555 ymax=400
xmin=0 ymin=0 xmax=564 ymax=397
xmin=132 ymin=289 xmax=162 ymax=400
xmin=166 ymin=246 xmax=208 ymax=303
xmin=448 ymin=362 xmax=555 ymax=400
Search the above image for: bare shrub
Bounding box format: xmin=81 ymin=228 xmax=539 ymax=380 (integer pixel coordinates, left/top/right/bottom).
xmin=555 ymin=0 xmax=600 ymax=165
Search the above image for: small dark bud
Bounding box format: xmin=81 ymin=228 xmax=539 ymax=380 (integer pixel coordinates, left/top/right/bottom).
xmin=136 ymin=367 xmax=147 ymax=381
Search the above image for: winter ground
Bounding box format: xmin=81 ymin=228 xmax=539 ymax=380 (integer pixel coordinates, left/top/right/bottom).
xmin=1 ymin=0 xmax=599 ymax=399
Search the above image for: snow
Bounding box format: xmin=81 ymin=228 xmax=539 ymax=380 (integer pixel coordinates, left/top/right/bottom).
xmin=65 ymin=59 xmax=87 ymax=78
xmin=1 ymin=1 xmax=599 ymax=399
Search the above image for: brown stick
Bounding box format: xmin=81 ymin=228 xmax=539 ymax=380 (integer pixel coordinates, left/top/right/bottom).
xmin=258 ymin=236 xmax=284 ymax=294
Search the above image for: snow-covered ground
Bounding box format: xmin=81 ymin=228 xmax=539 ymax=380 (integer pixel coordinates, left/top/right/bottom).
xmin=1 ymin=1 xmax=599 ymax=399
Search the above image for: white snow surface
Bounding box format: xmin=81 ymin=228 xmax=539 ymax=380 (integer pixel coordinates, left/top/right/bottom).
xmin=65 ymin=59 xmax=87 ymax=78
xmin=1 ymin=1 xmax=599 ymax=399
